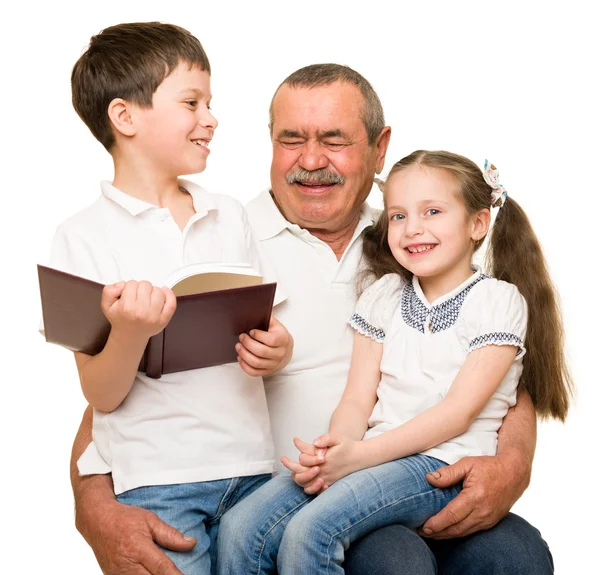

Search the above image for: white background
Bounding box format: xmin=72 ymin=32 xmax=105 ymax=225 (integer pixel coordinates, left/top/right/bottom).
xmin=2 ymin=1 xmax=597 ymax=573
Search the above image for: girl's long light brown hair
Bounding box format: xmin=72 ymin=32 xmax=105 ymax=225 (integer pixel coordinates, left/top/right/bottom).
xmin=362 ymin=150 xmax=572 ymax=421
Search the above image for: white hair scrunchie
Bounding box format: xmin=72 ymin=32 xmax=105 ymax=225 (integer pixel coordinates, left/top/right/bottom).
xmin=483 ymin=159 xmax=508 ymax=208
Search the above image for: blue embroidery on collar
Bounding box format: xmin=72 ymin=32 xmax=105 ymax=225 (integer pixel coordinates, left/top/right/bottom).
xmin=401 ymin=274 xmax=491 ymax=334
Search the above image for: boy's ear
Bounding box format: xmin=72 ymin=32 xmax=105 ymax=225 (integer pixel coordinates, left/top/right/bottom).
xmin=107 ymin=98 xmax=136 ymax=137
xmin=471 ymin=208 xmax=491 ymax=241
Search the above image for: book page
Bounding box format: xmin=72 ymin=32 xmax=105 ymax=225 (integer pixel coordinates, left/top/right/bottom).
xmin=163 ymin=263 xmax=263 ymax=296
xmin=171 ymin=272 xmax=263 ymax=296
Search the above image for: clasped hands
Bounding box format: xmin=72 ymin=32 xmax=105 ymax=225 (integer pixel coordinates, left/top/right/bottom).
xmin=281 ymin=433 xmax=362 ymax=495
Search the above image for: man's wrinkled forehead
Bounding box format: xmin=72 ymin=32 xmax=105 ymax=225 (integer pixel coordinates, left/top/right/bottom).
xmin=270 ymin=82 xmax=364 ymax=132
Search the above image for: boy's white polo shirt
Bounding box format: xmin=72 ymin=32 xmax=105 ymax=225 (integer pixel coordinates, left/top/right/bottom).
xmin=50 ymin=180 xmax=280 ymax=495
xmin=245 ymin=190 xmax=377 ymax=469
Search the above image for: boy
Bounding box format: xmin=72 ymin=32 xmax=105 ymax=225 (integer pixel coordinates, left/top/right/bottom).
xmin=49 ymin=22 xmax=292 ymax=573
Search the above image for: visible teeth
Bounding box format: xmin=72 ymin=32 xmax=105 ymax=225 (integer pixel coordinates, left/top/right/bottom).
xmin=193 ymin=140 xmax=209 ymax=147
xmin=407 ymin=245 xmax=435 ymax=253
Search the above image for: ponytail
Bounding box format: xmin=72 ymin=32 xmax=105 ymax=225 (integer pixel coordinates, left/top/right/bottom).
xmin=486 ymin=197 xmax=573 ymax=420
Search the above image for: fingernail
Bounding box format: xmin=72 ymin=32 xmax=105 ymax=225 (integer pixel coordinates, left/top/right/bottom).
xmin=430 ymin=471 xmax=441 ymax=479
xmin=312 ymin=467 xmax=319 ymax=473
xmin=422 ymin=527 xmax=432 ymax=535
xmin=184 ymin=535 xmax=195 ymax=542
xmin=250 ymin=330 xmax=256 ymax=337
xmin=235 ymin=344 xmax=241 ymax=351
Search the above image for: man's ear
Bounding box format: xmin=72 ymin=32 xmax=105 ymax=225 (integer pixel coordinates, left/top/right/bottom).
xmin=107 ymin=98 xmax=136 ymax=137
xmin=472 ymin=208 xmax=491 ymax=241
xmin=374 ymin=126 xmax=392 ymax=174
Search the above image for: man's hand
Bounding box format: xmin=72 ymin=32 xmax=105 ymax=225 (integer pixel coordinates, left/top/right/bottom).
xmin=77 ymin=494 xmax=195 ymax=574
xmin=236 ymin=316 xmax=293 ymax=376
xmin=420 ymin=452 xmax=531 ymax=539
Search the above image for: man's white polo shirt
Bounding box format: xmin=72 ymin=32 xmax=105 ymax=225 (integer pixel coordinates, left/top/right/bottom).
xmin=50 ymin=180 xmax=279 ymax=495
xmin=246 ymin=190 xmax=377 ymax=469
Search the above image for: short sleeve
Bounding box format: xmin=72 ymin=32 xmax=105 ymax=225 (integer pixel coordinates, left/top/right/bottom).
xmin=39 ymin=223 xmax=119 ymax=336
xmin=458 ymin=279 xmax=528 ymax=359
xmin=349 ymin=274 xmax=404 ymax=342
xmin=49 ymin=224 xmax=119 ymax=284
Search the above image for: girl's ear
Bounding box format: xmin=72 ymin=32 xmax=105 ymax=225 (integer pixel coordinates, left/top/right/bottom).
xmin=107 ymin=98 xmax=136 ymax=137
xmin=471 ymin=208 xmax=491 ymax=241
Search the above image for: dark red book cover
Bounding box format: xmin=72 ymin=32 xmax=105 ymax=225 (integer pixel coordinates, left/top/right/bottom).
xmin=38 ymin=265 xmax=276 ymax=379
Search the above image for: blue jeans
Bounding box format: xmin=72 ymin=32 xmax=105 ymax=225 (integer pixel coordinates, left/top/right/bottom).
xmin=117 ymin=474 xmax=271 ymax=575
xmin=218 ymin=454 xmax=456 ymax=574
xmin=345 ymin=513 xmax=554 ymax=574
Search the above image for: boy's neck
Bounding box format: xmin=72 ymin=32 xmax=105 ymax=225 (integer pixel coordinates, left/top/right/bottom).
xmin=111 ymin=154 xmax=190 ymax=208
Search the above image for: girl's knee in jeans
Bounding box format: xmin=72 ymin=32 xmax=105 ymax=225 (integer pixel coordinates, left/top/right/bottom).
xmin=280 ymin=508 xmax=331 ymax=557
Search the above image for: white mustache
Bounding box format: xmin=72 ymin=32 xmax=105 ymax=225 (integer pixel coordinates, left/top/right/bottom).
xmin=286 ymin=169 xmax=345 ymax=185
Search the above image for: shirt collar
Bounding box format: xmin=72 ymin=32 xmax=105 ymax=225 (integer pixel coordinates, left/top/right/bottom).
xmin=412 ymin=265 xmax=483 ymax=308
xmin=179 ymin=178 xmax=218 ymax=217
xmin=249 ymin=188 xmax=377 ymax=241
xmin=100 ymin=178 xmax=218 ymax=217
xmin=246 ymin=189 xmax=290 ymax=240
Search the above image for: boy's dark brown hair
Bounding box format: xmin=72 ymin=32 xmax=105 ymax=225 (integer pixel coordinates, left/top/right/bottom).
xmin=362 ymin=150 xmax=573 ymax=421
xmin=71 ymin=22 xmax=211 ymax=151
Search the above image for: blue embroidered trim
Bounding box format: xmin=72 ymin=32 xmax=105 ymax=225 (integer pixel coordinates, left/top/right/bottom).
xmin=401 ymin=284 xmax=429 ymax=333
xmin=469 ymin=332 xmax=524 ymax=354
xmin=402 ymin=274 xmax=491 ymax=334
xmin=349 ymin=313 xmax=385 ymax=343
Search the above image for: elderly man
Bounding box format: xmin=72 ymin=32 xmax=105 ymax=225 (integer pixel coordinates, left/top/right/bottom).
xmin=71 ymin=64 xmax=553 ymax=574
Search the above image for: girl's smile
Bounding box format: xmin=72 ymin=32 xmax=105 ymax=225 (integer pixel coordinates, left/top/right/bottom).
xmin=404 ymin=243 xmax=438 ymax=255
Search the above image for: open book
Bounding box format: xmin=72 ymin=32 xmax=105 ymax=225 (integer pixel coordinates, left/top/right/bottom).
xmin=38 ymin=263 xmax=277 ymax=379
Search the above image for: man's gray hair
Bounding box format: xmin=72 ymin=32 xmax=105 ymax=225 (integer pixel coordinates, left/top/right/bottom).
xmin=269 ymin=63 xmax=385 ymax=145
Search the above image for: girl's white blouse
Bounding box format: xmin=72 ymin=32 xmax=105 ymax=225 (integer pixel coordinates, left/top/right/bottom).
xmin=350 ymin=267 xmax=527 ymax=464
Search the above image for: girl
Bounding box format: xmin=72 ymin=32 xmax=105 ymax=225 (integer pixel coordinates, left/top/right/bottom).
xmin=217 ymin=150 xmax=572 ymax=575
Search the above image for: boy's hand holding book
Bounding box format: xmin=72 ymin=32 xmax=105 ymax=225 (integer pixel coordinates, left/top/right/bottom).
xmin=236 ymin=316 xmax=293 ymax=377
xmin=101 ymin=280 xmax=177 ymax=344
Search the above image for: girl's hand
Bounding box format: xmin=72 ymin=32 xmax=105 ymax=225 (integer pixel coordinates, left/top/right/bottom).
xmin=312 ymin=433 xmax=363 ymax=486
xmin=236 ymin=316 xmax=293 ymax=376
xmin=294 ymin=436 xmax=328 ymax=468
xmin=281 ymin=455 xmax=327 ymax=495
xmin=281 ymin=437 xmax=328 ymax=495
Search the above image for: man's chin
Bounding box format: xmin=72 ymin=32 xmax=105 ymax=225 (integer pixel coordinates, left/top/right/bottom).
xmin=294 ymin=206 xmax=348 ymax=229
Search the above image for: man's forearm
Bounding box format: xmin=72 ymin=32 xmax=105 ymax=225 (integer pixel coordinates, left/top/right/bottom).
xmin=496 ymin=387 xmax=537 ymax=485
xmin=71 ymin=405 xmax=116 ymax=533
